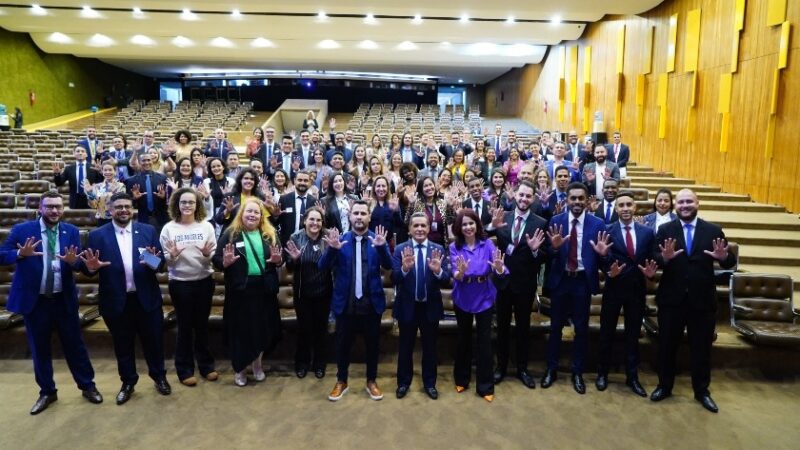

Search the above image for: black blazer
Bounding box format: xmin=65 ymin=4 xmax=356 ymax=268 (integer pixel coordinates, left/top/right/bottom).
xmin=461 ymin=198 xmax=492 ymax=226
xmin=124 ymin=171 xmax=169 ymax=226
xmin=322 ymin=194 xmax=359 ymax=233
xmin=275 ymin=191 xmax=318 ymax=247
xmin=212 ymin=229 xmax=279 ymax=294
xmin=602 ymin=222 xmax=656 ymax=296
xmin=492 ymin=210 xmax=548 ymax=295
xmin=655 ymin=218 xmax=736 ymax=311
xmin=595 ymin=200 xmax=620 ymax=224
xmin=53 ymin=163 xmax=103 ymax=209
xmin=390 ymin=240 xmax=452 ymax=324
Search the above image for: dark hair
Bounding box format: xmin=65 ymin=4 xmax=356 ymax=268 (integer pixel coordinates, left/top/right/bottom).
xmin=452 ymin=209 xmax=485 ymax=249
xmin=603 ymin=178 xmax=619 ymax=188
xmin=110 ymin=192 xmax=132 ymax=204
xmin=206 ymin=157 xmax=228 ymax=178
xmin=615 ymin=190 xmax=636 ymax=202
xmin=553 ymin=165 xmax=571 ymax=178
xmin=233 ymin=168 xmax=265 ymax=199
xmin=566 ymin=181 xmax=589 ymax=196
xmin=282 ymin=134 xmax=294 ymax=143
xmin=114 ymin=134 xmax=128 ymax=148
xmin=168 ymin=187 xmax=206 ymax=221
xmin=174 ymin=157 xmax=193 ymax=181
xmin=517 ymin=179 xmax=536 ymax=193
xmin=272 ymin=169 xmax=290 ymax=188
xmin=350 ymin=199 xmax=370 ymax=213
xmin=416 ymin=176 xmax=437 ymax=200
xmin=40 ymin=190 xmax=62 ymax=202
xmin=252 ymin=127 xmax=265 ymax=143
xmin=302 ymin=206 xmax=326 ymax=228
xmin=174 ymin=129 xmax=192 ymax=143
xmin=399 ymin=162 xmax=419 ymax=185
xmin=653 ymin=188 xmax=674 ymax=212
xmin=327 ymin=172 xmax=347 ymax=195
xmin=189 ymin=147 xmax=204 ymax=161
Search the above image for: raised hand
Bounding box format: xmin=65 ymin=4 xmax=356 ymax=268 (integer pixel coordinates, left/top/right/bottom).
xmin=453 ymin=254 xmax=469 ymax=281
xmin=16 ymin=237 xmax=43 ymax=257
xmin=584 ymin=168 xmax=596 ymax=182
xmin=323 ymin=227 xmax=346 ymax=250
xmin=285 ymin=240 xmax=302 ymax=261
xmin=704 ymin=238 xmax=730 ymax=261
xmin=166 ymin=179 xmax=178 ymax=192
xmin=388 ymin=193 xmax=399 ymax=211
xmin=268 ymin=245 xmax=283 ymax=264
xmin=195 ymin=183 xmax=210 ymax=199
xmin=314 ymin=200 xmax=327 ymax=214
xmin=80 ymin=249 xmax=111 ymax=271
xmin=222 ymin=242 xmax=240 ymax=268
xmin=154 ymin=184 xmax=166 ymax=199
xmin=633 ymin=215 xmax=645 ymax=224
xmin=588 ymin=195 xmax=600 ymax=212
xmin=198 ymin=239 xmax=215 ymax=258
xmin=427 ymin=248 xmax=444 ymax=274
xmin=607 ymin=260 xmax=627 ymax=278
xmin=82 ymin=179 xmax=94 ymax=193
xmin=328 ymin=117 xmax=336 ymax=129
xmin=525 ymin=228 xmax=546 ymax=252
xmin=537 ymin=187 xmax=552 ymax=204
xmin=369 ymin=225 xmax=388 ymax=246
xmin=490 ymin=207 xmax=507 ymax=229
xmin=547 ymin=223 xmax=566 ymax=249
xmin=590 ymin=230 xmax=613 ymax=256
xmin=489 ymin=248 xmax=505 ymax=274
xmin=659 ymin=238 xmax=684 ymax=263
xmin=55 ymin=245 xmax=81 ymax=265
xmin=638 ymin=259 xmax=658 ymax=278
xmin=259 ymin=175 xmax=270 ymax=193
xmin=130 ymin=183 xmax=143 ymax=200
xmin=401 ymin=245 xmax=415 ymax=272
xmin=554 ymin=200 xmax=566 ymax=215
xmin=163 ymin=239 xmax=185 ymax=260
xmin=53 ymin=161 xmax=65 ymax=174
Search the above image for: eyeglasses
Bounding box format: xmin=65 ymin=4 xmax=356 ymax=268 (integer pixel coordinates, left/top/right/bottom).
xmin=42 ymin=204 xmax=64 ymax=210
xmin=114 ymin=205 xmax=133 ymax=210
xmin=179 ymin=201 xmax=196 ymax=205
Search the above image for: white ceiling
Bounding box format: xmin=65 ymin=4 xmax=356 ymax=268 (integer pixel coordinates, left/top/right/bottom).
xmin=0 ymin=1 xmax=665 ymax=84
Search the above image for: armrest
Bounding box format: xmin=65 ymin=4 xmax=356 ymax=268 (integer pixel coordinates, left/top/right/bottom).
xmin=731 ymin=303 xmax=753 ymax=315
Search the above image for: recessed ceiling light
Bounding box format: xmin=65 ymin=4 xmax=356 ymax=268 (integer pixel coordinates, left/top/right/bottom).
xmin=317 ymin=11 xmax=327 ymax=22
xmin=30 ymin=4 xmax=47 ymax=16
xmin=181 ymin=8 xmax=197 ymax=21
xmin=458 ymin=79 xmax=464 ymax=83
xmin=231 ymin=9 xmax=241 ymax=19
xmin=358 ymin=40 xmax=379 ymax=50
xmin=132 ymin=7 xmax=144 ymax=18
xmin=210 ymin=37 xmax=234 ymax=48
xmin=397 ymin=41 xmax=417 ymax=51
xmin=251 ymin=37 xmax=274 ymax=48
xmin=440 ymin=41 xmax=451 ymax=47
xmin=364 ymin=13 xmax=377 ymax=24
xmin=172 ymin=35 xmax=194 ymax=47
xmin=506 ymin=16 xmax=515 ymax=25
xmin=551 ymin=15 xmax=562 ymax=25
xmin=47 ymin=32 xmax=73 ymax=44
xmin=412 ymin=14 xmax=422 ymax=25
xmin=318 ymin=39 xmax=340 ymax=49
xmin=87 ymin=33 xmax=114 ymax=47
xmin=80 ymin=6 xmax=102 ymax=18
xmin=460 ymin=14 xmax=469 ymax=24
xmin=130 ymin=34 xmax=155 ymax=46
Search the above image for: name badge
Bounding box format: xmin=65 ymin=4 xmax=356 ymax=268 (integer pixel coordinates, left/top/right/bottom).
xmin=506 ymin=244 xmax=515 ymax=255
xmin=431 ymin=222 xmax=438 ymax=231
xmin=235 ymin=242 xmax=245 ymax=248
xmin=137 ymin=247 xmax=145 ymax=255
xmin=285 ymin=207 xmax=293 ymax=213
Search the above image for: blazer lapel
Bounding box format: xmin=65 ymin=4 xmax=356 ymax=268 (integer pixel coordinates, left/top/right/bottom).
xmin=105 ymin=224 xmax=124 ymax=266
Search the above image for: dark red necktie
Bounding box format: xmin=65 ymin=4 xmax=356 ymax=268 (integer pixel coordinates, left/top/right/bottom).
xmin=625 ymin=225 xmax=635 ymax=259
xmin=567 ymin=218 xmax=578 ymax=271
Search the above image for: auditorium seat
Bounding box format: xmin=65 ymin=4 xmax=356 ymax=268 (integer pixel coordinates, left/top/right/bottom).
xmin=61 ymin=209 xmax=97 ymax=228
xmin=0 ymin=209 xmax=36 ymax=227
xmin=13 ymin=180 xmax=51 ymax=195
xmin=0 ymin=194 xmax=16 ymax=208
xmin=729 ymin=273 xmax=798 ymax=346
xmin=75 ymin=284 xmax=100 ymax=325
xmin=0 ymin=285 xmax=23 ymax=329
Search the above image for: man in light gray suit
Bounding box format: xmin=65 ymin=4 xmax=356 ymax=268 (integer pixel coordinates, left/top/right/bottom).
xmin=582 ymin=146 xmax=620 ymax=199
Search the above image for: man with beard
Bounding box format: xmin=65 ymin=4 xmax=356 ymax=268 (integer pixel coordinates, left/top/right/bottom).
xmin=595 ymin=191 xmax=657 ymax=397
xmin=582 ymin=145 xmax=620 ymax=200
xmin=319 ymin=201 xmax=392 ymax=402
xmin=542 ymin=182 xmax=611 ymax=394
xmin=81 ymin=192 xmax=171 ymax=405
xmin=439 ymin=131 xmax=474 ymax=163
xmin=490 ymin=181 xmax=548 ymax=388
xmin=325 ymin=132 xmax=353 ymax=164
xmin=275 ymin=170 xmax=317 ymax=246
xmin=0 ymin=191 xmax=102 ymax=414
xmin=650 ymin=189 xmax=736 ymax=413
xmin=77 ymin=126 xmax=102 ymax=161
xmin=418 ymin=152 xmax=443 ymax=183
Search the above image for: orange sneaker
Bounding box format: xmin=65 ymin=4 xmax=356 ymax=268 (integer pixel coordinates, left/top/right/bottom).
xmin=366 ymin=381 xmax=384 ymax=400
xmin=483 ymin=394 xmax=494 ymax=402
xmin=328 ymin=381 xmax=348 ymax=401
xmin=455 ymin=385 xmax=466 ymax=393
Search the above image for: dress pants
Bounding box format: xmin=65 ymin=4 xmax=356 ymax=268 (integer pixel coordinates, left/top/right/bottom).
xmin=295 ymin=295 xmax=331 ymax=371
xmin=397 ymin=302 xmax=439 ymax=388
xmin=657 ymin=301 xmax=715 ymax=396
xmin=169 ymin=276 xmax=215 ymax=380
xmin=335 ymin=312 xmax=380 ymax=382
xmin=597 ymin=290 xmax=645 ymax=377
xmin=23 ymin=293 xmax=95 ymax=395
xmin=454 ymin=305 xmax=494 ymax=396
xmin=496 ymin=288 xmax=535 ymax=373
xmin=103 ymin=293 xmax=166 ymax=385
xmin=546 ymin=272 xmax=591 ymax=374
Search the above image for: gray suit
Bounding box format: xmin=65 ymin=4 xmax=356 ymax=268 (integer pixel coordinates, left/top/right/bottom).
xmin=582 ymin=161 xmax=621 ymax=195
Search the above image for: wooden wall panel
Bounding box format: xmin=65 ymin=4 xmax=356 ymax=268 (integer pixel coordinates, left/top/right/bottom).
xmin=508 ymin=0 xmax=800 ymax=212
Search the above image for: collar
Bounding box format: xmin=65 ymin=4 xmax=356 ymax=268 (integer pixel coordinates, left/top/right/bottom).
xmin=514 ymin=209 xmax=530 ymax=221
xmin=605 ymin=199 xmax=615 ymax=207
xmin=413 ymin=239 xmax=429 ymax=249
xmin=113 ymin=221 xmax=133 ymax=234
xmin=570 ymin=210 xmax=586 ymax=224
xmin=680 ymin=217 xmax=698 ymax=228
xmin=657 ymin=211 xmax=672 ymax=218
xmin=619 ymin=220 xmax=635 ymax=230
xmin=39 ymin=218 xmax=59 ymax=233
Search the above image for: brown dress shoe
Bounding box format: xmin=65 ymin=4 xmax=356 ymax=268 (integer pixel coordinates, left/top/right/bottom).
xmin=180 ymin=376 xmax=198 ymax=387
xmin=328 ymin=381 xmax=348 ymax=401
xmin=204 ymin=371 xmax=219 ymax=382
xmin=365 ymin=381 xmax=383 ymax=401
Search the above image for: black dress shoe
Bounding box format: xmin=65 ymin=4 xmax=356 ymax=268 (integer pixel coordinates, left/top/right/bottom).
xmin=116 ymin=384 xmax=135 ymax=405
xmin=82 ymin=388 xmax=103 ymax=404
xmin=396 ymin=385 xmax=409 ymax=399
xmin=650 ymin=386 xmax=672 ymax=402
xmin=626 ymin=378 xmax=648 ymax=397
xmin=295 ymin=368 xmax=308 ymax=379
xmin=493 ymin=368 xmax=506 ymax=384
xmin=571 ymin=373 xmax=586 ymax=395
xmin=695 ymin=394 xmax=719 ymax=413
xmin=540 ymin=369 xmax=557 ymax=388
xmin=314 ymin=368 xmax=326 ymax=379
xmin=425 ymin=386 xmax=439 ymax=400
xmin=517 ymin=370 xmax=536 ymax=389
xmin=30 ymin=393 xmax=57 ymax=415
xmin=154 ymin=378 xmax=172 ymax=396
xmin=595 ymin=374 xmax=608 ymax=391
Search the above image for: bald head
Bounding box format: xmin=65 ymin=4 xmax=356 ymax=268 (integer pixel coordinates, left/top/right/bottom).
xmin=675 ymin=189 xmax=699 ymax=221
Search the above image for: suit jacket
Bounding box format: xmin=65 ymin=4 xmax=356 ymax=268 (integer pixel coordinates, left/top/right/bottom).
xmin=493 ymin=210 xmax=548 ymax=295
xmin=77 ymin=138 xmax=102 ymax=161
xmin=212 ymin=229 xmax=279 ymax=294
xmin=602 ymin=221 xmax=656 ymax=296
xmin=271 ymin=150 xmax=305 ymax=178
xmin=275 ymin=191 xmax=318 ymax=247
xmin=0 ymin=220 xmax=83 ymax=315
xmin=395 ymin=147 xmax=425 ymax=169
xmin=253 ymin=141 xmax=279 ymax=168
xmin=439 ymin=142 xmax=474 ymax=162
xmin=318 ymin=230 xmax=393 ymax=316
xmin=295 ymin=146 xmax=316 ymax=166
xmin=654 ymin=218 xmax=736 ymax=311
xmin=582 ymin=161 xmax=621 ymax=194
xmin=643 ymin=211 xmax=677 ymax=231
xmin=84 ymin=222 xmax=164 ymax=318
xmin=322 ymin=194 xmax=359 ymax=233
xmin=545 ymin=160 xmax=582 ymax=184
xmin=462 ymin=198 xmax=492 ymax=226
xmin=545 ymin=211 xmax=607 ymax=294
xmin=605 ymin=143 xmax=630 ymax=167
xmin=595 ymin=200 xmax=620 ymax=224
xmin=125 ymin=171 xmax=169 ymax=226
xmin=54 ymin=163 xmax=103 ymax=209
xmin=324 ymin=147 xmax=354 ymax=165
xmin=391 ymin=240 xmax=451 ymax=323
xmin=565 ymin=143 xmax=586 ymax=163
xmin=203 ymin=139 xmax=236 ymax=160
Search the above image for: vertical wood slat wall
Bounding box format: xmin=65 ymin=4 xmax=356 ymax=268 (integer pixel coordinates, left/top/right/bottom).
xmin=512 ymin=0 xmax=799 ymax=212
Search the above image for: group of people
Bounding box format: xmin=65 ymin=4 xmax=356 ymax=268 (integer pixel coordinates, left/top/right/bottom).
xmin=1 ymin=121 xmax=733 ymax=416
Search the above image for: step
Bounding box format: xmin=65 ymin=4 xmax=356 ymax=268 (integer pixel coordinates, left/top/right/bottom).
xmin=738 ymin=264 xmax=800 ymax=291
xmin=628 ymin=176 xmax=696 ymax=186
xmin=696 ymin=201 xmax=785 ymax=213
xmin=737 ymin=245 xmax=800 ymax=267
xmin=700 ymin=210 xmax=800 ymax=232
xmin=724 ymin=229 xmax=800 ymax=247
xmin=632 ymin=183 xmax=722 ymax=193
xmin=627 ymin=170 xmax=674 ymax=178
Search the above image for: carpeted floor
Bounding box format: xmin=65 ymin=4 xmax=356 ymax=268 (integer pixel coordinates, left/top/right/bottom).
xmin=0 ymin=359 xmax=797 ymax=449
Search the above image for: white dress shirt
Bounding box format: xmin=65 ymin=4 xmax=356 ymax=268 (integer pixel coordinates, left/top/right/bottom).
xmin=113 ymin=222 xmax=136 ymax=292
xmin=655 ymin=212 xmax=672 ymax=231
xmin=594 ymin=163 xmax=607 ymax=198
xmin=39 ymin=219 xmax=62 ymax=295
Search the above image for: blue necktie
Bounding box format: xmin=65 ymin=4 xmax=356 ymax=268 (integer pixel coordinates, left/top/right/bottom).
xmin=77 ymin=163 xmax=84 ymax=194
xmin=605 ymin=202 xmax=612 ymax=223
xmin=684 ymin=223 xmax=694 ymax=254
xmin=415 ymin=244 xmax=426 ymax=301
xmin=145 ymin=173 xmax=154 ymax=212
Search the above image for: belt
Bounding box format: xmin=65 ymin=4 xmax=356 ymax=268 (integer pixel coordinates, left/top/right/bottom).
xmin=463 ymin=276 xmax=487 ymax=283
xmin=565 ymin=270 xmax=585 ymax=278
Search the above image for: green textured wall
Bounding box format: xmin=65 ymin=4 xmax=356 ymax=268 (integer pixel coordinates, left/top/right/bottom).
xmin=0 ymin=27 xmax=157 ymax=124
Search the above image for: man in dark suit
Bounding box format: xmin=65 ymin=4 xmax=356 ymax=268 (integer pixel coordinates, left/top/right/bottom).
xmin=651 ymin=189 xmax=736 ymax=413
xmin=605 ymin=131 xmax=630 ymax=178
xmin=125 ymin=152 xmax=169 ymax=233
xmin=582 ymin=146 xmax=621 ymax=199
xmin=595 ymin=191 xmax=657 ymax=396
xmin=77 ymin=126 xmax=102 ymax=162
xmin=106 ymin=135 xmax=134 ymax=181
xmin=252 ymin=126 xmax=279 ymax=170
xmin=391 ymin=213 xmax=451 ymax=400
xmin=275 ymin=170 xmax=317 ymax=246
xmin=203 ymin=128 xmax=236 ymax=160
xmin=439 ymin=131 xmax=474 ymax=163
xmin=81 ymin=192 xmax=171 ymax=405
xmin=543 ymin=181 xmax=611 ymax=394
xmin=593 ymin=179 xmax=620 ymax=224
xmin=462 ymin=178 xmax=492 ymax=227
xmin=271 ymin=135 xmax=305 ymax=179
xmin=319 ymin=201 xmax=392 ymax=402
xmin=0 ymin=191 xmax=102 ymax=414
xmin=53 ymin=145 xmax=103 ymax=209
xmin=296 ymin=130 xmax=315 ymax=166
xmin=324 ymin=132 xmax=354 ymax=164
xmin=566 ymin=131 xmax=591 ymax=169
xmin=491 ymin=181 xmax=548 ymax=388
xmin=397 ymin=133 xmax=425 ymax=170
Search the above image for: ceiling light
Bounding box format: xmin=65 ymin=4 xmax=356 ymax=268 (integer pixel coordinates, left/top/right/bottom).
xmin=316 ymin=11 xmax=327 ymax=22
xmin=506 ymin=16 xmax=515 ymax=25
xmin=318 ymin=39 xmax=340 ymax=49
xmin=47 ymin=32 xmax=73 ymax=44
xmin=87 ymin=33 xmax=114 ymax=47
xmin=132 ymin=7 xmax=144 ymax=18
xmin=172 ymin=35 xmax=194 ymax=47
xmin=231 ymin=9 xmax=242 ymax=19
xmin=412 ymin=14 xmax=422 ymax=25
xmin=551 ymin=15 xmax=562 ymax=25
xmin=251 ymin=37 xmax=274 ymax=48
xmin=30 ymin=4 xmax=47 ymax=16
xmin=130 ymin=34 xmax=155 ymax=46
xmin=358 ymin=40 xmax=379 ymax=50
xmin=397 ymin=41 xmax=417 ymax=51
xmin=210 ymin=37 xmax=234 ymax=48
xmin=181 ymin=8 xmax=197 ymax=21
xmin=440 ymin=41 xmax=451 ymax=48
xmin=364 ymin=13 xmax=377 ymax=24
xmin=80 ymin=6 xmax=101 ymax=18
xmin=458 ymin=79 xmax=464 ymax=83
xmin=460 ymin=14 xmax=469 ymax=24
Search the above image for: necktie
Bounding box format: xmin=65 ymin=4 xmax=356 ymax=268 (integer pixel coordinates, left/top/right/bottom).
xmin=684 ymin=223 xmax=694 ymax=254
xmin=558 ymin=192 xmax=566 ymax=203
xmin=605 ymin=202 xmax=612 ymax=223
xmin=299 ymin=196 xmax=307 ymax=216
xmin=567 ymin=218 xmax=579 ymax=271
xmin=416 ymin=244 xmax=426 ymax=301
xmin=474 ymin=202 xmax=481 ymax=217
xmin=283 ymin=154 xmax=291 ymax=172
xmin=145 ymin=173 xmax=154 ymax=212
xmin=513 ymin=216 xmax=524 ymax=245
xmin=495 ymin=139 xmax=500 ymax=152
xmin=117 ymin=151 xmax=126 ymax=179
xmin=77 ymin=163 xmax=84 ymax=194
xmin=624 ymin=225 xmax=635 ymax=259
xmin=354 ymin=236 xmax=363 ymax=299
xmin=44 ymin=226 xmax=57 ymax=296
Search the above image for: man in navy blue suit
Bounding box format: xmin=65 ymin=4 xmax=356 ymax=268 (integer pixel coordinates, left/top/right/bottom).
xmin=77 ymin=126 xmax=102 ymax=162
xmin=81 ymin=192 xmax=170 ymax=405
xmin=0 ymin=191 xmax=102 ymax=414
xmin=270 ymin=135 xmax=305 ymax=179
xmin=542 ymin=182 xmax=611 ymax=395
xmin=125 ymin=152 xmax=169 ymax=233
xmin=595 ymin=191 xmax=658 ymax=397
xmin=391 ymin=213 xmax=451 ymax=400
xmin=203 ymin=128 xmax=236 ymax=160
xmin=605 ymin=131 xmax=630 ymax=178
xmin=319 ymin=200 xmax=392 ymax=402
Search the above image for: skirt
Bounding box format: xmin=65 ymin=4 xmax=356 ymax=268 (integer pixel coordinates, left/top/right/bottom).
xmin=224 ymin=276 xmax=282 ymax=372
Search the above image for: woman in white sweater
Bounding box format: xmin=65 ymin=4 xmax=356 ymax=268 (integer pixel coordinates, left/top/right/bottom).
xmin=159 ymin=187 xmax=218 ymax=387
